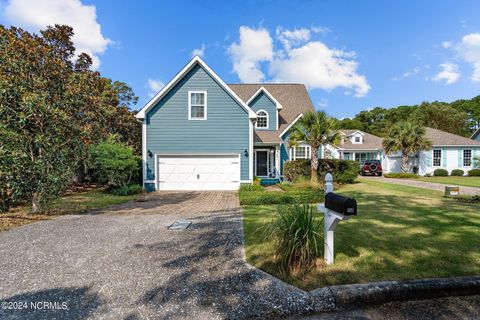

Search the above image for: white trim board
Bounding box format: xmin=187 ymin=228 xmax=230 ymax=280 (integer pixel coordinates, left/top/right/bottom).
xmin=246 ymin=86 xmax=283 ymax=110
xmin=279 ymin=113 xmax=304 ymax=138
xmin=136 ymin=56 xmax=257 ymax=120
xmin=188 ymin=90 xmax=207 ymax=120
xmin=255 ymin=109 xmax=269 ymax=129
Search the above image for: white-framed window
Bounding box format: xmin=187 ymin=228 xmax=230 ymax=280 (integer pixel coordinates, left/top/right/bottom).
xmin=354 ymin=136 xmax=361 ymax=143
xmin=463 ymin=149 xmax=472 ymax=167
xmin=290 ymin=145 xmax=311 ymax=160
xmin=188 ymin=91 xmax=207 ymax=120
xmin=433 ymin=149 xmax=442 ymax=167
xmin=255 ymin=110 xmax=269 ymax=129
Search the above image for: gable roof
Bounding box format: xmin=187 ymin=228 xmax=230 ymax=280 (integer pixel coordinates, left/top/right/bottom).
xmin=228 ymin=84 xmax=315 ymax=143
xmin=338 ymin=130 xmax=384 ymax=150
xmin=337 ymin=128 xmax=480 ymax=151
xmin=246 ymin=86 xmax=283 ymax=109
xmin=425 ymin=127 xmax=480 ymax=146
xmin=471 ymin=128 xmax=480 ymax=140
xmin=136 ymin=56 xmax=257 ymax=119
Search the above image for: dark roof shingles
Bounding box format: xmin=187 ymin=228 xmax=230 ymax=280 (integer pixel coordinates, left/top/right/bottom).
xmin=229 ymin=84 xmax=314 ymax=143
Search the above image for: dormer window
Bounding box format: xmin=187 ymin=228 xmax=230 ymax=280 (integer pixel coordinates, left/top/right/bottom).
xmin=256 ymin=110 xmax=269 ymax=129
xmin=352 ymin=135 xmax=362 ymax=144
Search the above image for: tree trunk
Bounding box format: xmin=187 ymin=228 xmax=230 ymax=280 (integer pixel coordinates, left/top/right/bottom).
xmin=311 ymin=146 xmax=318 ymax=184
xmin=31 ymin=192 xmax=41 ymax=213
xmin=401 ymin=153 xmax=409 ymax=173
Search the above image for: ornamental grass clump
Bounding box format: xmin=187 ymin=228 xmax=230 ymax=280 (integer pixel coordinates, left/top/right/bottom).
xmin=267 ymin=204 xmax=322 ymax=274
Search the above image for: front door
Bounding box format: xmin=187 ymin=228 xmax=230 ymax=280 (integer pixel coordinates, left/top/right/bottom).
xmin=256 ymin=151 xmax=268 ymax=176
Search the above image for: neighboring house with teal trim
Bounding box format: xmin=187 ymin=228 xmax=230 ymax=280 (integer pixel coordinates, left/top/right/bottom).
xmin=135 ymin=56 xmax=314 ymax=191
xmin=324 ymin=127 xmax=480 ymax=175
xmin=415 ymin=127 xmax=480 ymax=175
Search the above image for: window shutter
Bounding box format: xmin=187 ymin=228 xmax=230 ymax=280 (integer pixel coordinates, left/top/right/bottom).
xmin=427 ymin=151 xmax=432 ymax=167
xmin=318 ymin=147 xmax=323 ymax=159
xmin=458 ymin=149 xmax=463 ymax=167
xmin=442 ymin=148 xmax=447 ymax=167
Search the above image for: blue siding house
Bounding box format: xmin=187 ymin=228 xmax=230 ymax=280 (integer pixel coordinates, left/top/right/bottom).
xmin=136 ymin=56 xmax=314 ymax=191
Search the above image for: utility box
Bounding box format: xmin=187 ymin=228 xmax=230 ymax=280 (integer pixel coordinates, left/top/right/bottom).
xmin=445 ymin=186 xmax=460 ymax=197
xmin=325 ymin=192 xmax=357 ymax=216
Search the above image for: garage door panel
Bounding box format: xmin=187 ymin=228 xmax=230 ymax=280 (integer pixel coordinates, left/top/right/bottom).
xmin=157 ymin=155 xmax=240 ymax=191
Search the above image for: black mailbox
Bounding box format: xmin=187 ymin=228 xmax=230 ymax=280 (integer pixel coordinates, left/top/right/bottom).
xmin=325 ymin=192 xmax=357 ymax=216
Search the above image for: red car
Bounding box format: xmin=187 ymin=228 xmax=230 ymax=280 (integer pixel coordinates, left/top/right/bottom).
xmin=360 ymin=160 xmax=383 ymax=176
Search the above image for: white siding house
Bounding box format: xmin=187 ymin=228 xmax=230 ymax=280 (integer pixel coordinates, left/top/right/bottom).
xmin=322 ymin=127 xmax=480 ymax=175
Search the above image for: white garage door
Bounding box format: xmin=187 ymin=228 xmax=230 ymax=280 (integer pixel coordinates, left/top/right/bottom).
xmin=157 ymin=155 xmax=241 ymax=190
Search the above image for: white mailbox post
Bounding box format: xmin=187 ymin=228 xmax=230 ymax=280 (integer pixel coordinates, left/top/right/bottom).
xmin=317 ymin=173 xmax=351 ymax=265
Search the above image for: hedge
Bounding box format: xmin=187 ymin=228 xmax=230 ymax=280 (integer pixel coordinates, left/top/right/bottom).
xmin=239 ymin=189 xmax=324 ymax=205
xmin=109 ymin=184 xmax=143 ymax=196
xmin=283 ymin=159 xmax=359 ymax=184
xmin=384 ymin=173 xmax=418 ymax=179
xmin=450 ymin=169 xmax=464 ymax=176
xmin=468 ymin=169 xmax=480 ymax=176
xmin=433 ymin=169 xmax=449 ymax=176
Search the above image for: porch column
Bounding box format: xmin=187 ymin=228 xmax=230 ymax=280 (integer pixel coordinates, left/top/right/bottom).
xmin=275 ymin=146 xmax=280 ymax=178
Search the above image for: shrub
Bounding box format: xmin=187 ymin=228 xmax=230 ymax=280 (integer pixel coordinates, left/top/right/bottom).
xmin=450 ymin=169 xmax=464 ymax=176
xmin=239 ymin=183 xmax=263 ymax=192
xmin=239 ymin=187 xmax=323 ymax=205
xmin=284 ymin=159 xmax=358 ymax=184
xmin=89 ymin=138 xmax=141 ymax=188
xmin=266 ymin=204 xmax=322 ymax=274
xmin=384 ymin=173 xmax=418 ymax=179
xmin=324 ymin=159 xmax=359 ymax=184
xmin=109 ymin=184 xmax=143 ymax=196
xmin=433 ymin=169 xmax=449 ymax=176
xmin=468 ymin=169 xmax=480 ymax=176
xmin=454 ymin=195 xmax=480 ymax=203
xmin=283 ymin=160 xmax=311 ymax=182
xmin=424 ymin=173 xmax=432 ymax=177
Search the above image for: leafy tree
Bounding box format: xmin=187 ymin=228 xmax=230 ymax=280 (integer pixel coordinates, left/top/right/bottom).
xmin=413 ymin=102 xmax=469 ymax=136
xmin=0 ymin=24 xmax=139 ymax=212
xmin=383 ymin=122 xmax=432 ymax=173
xmin=450 ymin=96 xmax=480 ymax=132
xmin=289 ymin=111 xmax=340 ymax=183
xmin=89 ymin=138 xmax=141 ymax=188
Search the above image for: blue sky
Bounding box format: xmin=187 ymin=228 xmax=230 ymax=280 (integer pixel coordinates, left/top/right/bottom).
xmin=2 ymin=0 xmax=480 ymax=118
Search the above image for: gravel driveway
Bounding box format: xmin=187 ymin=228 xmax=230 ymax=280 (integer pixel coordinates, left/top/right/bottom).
xmin=0 ymin=192 xmax=311 ymax=319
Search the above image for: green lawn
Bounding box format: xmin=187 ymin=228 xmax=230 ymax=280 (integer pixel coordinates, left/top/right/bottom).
xmin=415 ymin=176 xmax=480 ymax=188
xmin=50 ymin=189 xmax=139 ymax=214
xmin=1 ymin=189 xmax=138 ymax=232
xmin=243 ymin=179 xmax=480 ymax=290
xmin=239 ymin=182 xmax=324 ymax=205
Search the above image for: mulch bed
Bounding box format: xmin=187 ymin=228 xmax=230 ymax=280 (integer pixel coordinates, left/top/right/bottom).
xmin=0 ymin=213 xmax=50 ymax=232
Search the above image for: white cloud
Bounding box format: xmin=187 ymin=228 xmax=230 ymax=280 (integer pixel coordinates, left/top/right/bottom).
xmin=270 ymin=41 xmax=370 ymax=97
xmin=192 ymin=44 xmax=206 ymax=58
xmin=2 ymin=0 xmax=111 ymax=69
xmin=147 ymin=79 xmax=164 ymax=98
xmin=456 ymin=33 xmax=480 ymax=81
xmin=442 ymin=41 xmax=452 ymax=48
xmin=276 ymin=27 xmax=312 ymax=50
xmin=317 ymin=98 xmax=328 ymax=108
xmin=432 ymin=63 xmax=460 ymax=84
xmin=392 ymin=66 xmax=421 ymax=80
xmin=228 ymin=25 xmax=370 ymax=97
xmin=228 ymin=26 xmax=273 ymax=82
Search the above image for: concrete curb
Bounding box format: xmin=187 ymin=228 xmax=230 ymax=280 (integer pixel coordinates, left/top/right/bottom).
xmin=310 ymin=276 xmax=480 ymax=311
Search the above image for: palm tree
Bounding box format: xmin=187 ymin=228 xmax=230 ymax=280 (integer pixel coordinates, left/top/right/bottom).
xmin=383 ymin=121 xmax=432 ymax=173
xmin=289 ymin=111 xmax=340 ymax=183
